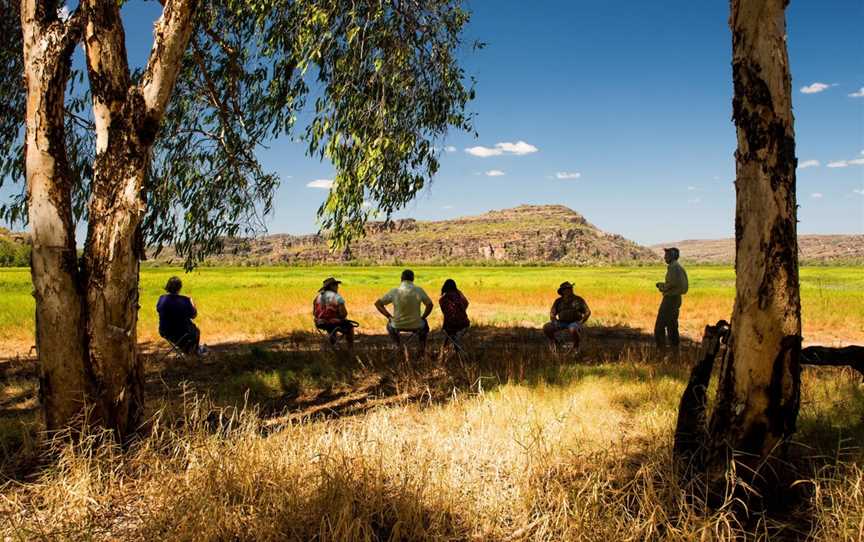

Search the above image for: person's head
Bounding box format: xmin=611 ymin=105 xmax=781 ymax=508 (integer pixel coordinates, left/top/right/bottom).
xmin=441 ymin=278 xmax=458 ymax=295
xmin=320 ymin=277 xmax=341 ymax=293
xmin=401 ymin=269 xmax=415 ymax=282
xmin=165 ymin=276 xmax=183 ymax=294
xmin=557 ymin=281 xmax=574 ymax=297
xmin=664 ymin=247 xmax=680 ymax=264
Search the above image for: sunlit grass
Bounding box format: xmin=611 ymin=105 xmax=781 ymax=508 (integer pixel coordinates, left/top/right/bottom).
xmin=1 ymin=265 xmax=862 ymax=355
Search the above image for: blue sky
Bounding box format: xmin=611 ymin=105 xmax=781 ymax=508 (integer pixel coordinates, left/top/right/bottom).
xmin=8 ymin=0 xmax=864 ymax=244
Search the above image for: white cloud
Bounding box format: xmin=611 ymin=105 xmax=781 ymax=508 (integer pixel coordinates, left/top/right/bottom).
xmin=800 ymin=82 xmax=833 ymax=94
xmin=849 ymin=87 xmax=864 ymax=98
xmin=442 ymin=205 xmax=455 ymax=210
xmin=465 ymin=140 xmax=539 ymax=157
xmin=444 ymin=145 xmax=457 ymax=153
xmin=306 ymin=179 xmax=333 ymax=189
xmin=797 ymin=159 xmax=820 ymax=169
xmin=555 ymin=171 xmax=581 ymax=180
xmin=687 ymin=186 xmax=696 ymax=191
xmin=827 ymin=158 xmax=864 ymax=168
xmin=688 ymin=197 xmax=702 ymax=205
xmin=853 ymin=189 xmax=864 ymax=196
xmin=484 ymin=169 xmax=506 ymax=177
xmin=810 ymin=193 xmax=823 ymax=199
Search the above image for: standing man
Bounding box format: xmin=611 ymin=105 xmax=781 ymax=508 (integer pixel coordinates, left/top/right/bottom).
xmin=313 ymin=277 xmax=356 ymax=351
xmin=655 ymin=247 xmax=689 ymax=360
xmin=375 ymin=269 xmax=434 ymax=357
xmin=543 ymin=281 xmax=591 ymax=352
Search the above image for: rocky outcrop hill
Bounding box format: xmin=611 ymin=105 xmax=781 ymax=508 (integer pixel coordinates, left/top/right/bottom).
xmin=153 ymin=205 xmax=658 ymax=266
xmin=651 ymin=235 xmax=864 ymax=265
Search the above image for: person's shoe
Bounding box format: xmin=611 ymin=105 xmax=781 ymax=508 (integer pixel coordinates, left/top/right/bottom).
xmin=197 ymin=345 xmax=210 ymax=357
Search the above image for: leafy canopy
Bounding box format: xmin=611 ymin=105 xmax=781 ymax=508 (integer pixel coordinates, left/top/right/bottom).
xmin=0 ymin=0 xmax=475 ymax=268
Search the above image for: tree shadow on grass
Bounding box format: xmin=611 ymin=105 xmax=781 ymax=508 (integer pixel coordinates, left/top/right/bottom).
xmin=136 ymin=323 xmax=699 ymax=425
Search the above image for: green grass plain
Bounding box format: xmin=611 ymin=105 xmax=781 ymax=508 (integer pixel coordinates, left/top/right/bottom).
xmin=1 ymin=265 xmax=863 ymax=354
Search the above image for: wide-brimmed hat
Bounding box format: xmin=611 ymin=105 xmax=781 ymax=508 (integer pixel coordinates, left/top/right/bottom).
xmin=557 ymin=281 xmax=574 ymax=295
xmin=320 ymin=277 xmax=342 ymax=291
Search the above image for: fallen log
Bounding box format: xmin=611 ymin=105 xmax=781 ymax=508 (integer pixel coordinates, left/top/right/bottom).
xmin=801 ymin=345 xmax=864 ymax=380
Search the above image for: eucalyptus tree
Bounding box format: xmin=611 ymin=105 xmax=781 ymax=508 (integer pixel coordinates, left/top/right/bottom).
xmin=1 ymin=0 xmax=474 ymax=437
xmin=708 ymin=0 xmax=801 ymax=477
xmin=673 ymin=0 xmax=802 ymax=500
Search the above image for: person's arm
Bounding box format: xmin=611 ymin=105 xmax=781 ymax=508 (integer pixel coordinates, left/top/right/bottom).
xmin=460 ymin=292 xmax=469 ymax=309
xmin=337 ymin=300 xmax=348 ymax=319
xmin=375 ymin=297 xmax=392 ymax=320
xmin=420 ymin=290 xmax=434 ymax=319
xmin=188 ymin=298 xmax=198 ymax=319
xmin=550 ymin=299 xmax=559 ymax=321
xmin=581 ymin=302 xmax=592 ymax=323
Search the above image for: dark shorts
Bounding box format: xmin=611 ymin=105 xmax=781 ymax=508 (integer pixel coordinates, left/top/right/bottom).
xmin=550 ymin=320 xmax=583 ymax=332
xmin=316 ymin=320 xmax=356 ymax=334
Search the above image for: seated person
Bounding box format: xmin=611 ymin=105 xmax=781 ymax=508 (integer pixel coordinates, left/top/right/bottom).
xmin=312 ymin=277 xmax=355 ymax=350
xmin=439 ymin=279 xmax=470 ymax=339
xmin=543 ymin=281 xmax=591 ymax=351
xmin=156 ymin=276 xmax=206 ymax=356
xmin=375 ymin=269 xmax=434 ymax=355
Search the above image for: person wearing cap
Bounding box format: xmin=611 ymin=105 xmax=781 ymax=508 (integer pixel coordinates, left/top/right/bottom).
xmin=375 ymin=269 xmax=434 ymax=355
xmin=157 ymin=276 xmax=207 ymax=356
xmin=313 ymin=277 xmax=355 ymax=350
xmin=543 ymin=282 xmax=591 ymax=350
xmin=655 ymin=247 xmax=689 ymax=360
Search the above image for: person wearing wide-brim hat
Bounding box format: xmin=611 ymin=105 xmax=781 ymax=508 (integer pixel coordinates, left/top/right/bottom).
xmin=654 ymin=247 xmax=689 ymax=361
xmin=313 ymin=277 xmax=355 ymax=350
xmin=543 ymin=281 xmax=591 ymax=351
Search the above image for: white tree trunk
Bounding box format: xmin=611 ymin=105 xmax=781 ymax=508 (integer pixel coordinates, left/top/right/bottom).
xmin=708 ymin=0 xmax=801 ymax=473
xmin=21 ymin=0 xmax=197 ymax=436
xmin=21 ymin=1 xmax=90 ymax=431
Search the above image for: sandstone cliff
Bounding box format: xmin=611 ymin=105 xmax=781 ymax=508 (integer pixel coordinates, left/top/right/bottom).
xmin=153 ymin=205 xmax=658 ymax=266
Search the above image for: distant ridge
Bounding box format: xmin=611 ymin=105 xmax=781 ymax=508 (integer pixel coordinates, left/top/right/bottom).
xmin=651 ymin=235 xmax=864 ymax=265
xmin=152 ymin=205 xmax=658 ymax=266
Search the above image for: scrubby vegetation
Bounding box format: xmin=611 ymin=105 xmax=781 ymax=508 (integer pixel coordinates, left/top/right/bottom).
xmin=1 ymin=334 xmax=862 ymax=540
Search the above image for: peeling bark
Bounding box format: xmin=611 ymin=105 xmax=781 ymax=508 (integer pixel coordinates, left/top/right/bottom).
xmin=21 ymin=0 xmax=90 ymax=431
xmin=706 ymin=0 xmax=801 ymax=487
xmin=22 ymin=0 xmax=198 ymax=437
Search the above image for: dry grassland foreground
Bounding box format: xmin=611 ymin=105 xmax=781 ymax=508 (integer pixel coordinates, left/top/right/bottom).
xmin=1 ymin=347 xmax=862 ymax=541
xmin=0 ymin=265 xmax=862 ymax=356
xmin=1 ymin=265 xmax=863 ymax=540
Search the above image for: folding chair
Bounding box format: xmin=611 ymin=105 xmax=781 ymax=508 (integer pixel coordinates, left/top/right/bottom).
xmin=155 ymin=333 xmax=190 ymax=363
xmin=440 ymin=328 xmax=470 ymax=359
xmin=550 ymin=327 xmax=585 ymax=356
xmin=316 ymin=320 xmax=358 ymax=351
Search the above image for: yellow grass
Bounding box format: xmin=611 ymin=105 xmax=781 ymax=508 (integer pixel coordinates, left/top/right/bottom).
xmin=2 ymin=349 xmax=862 ymax=540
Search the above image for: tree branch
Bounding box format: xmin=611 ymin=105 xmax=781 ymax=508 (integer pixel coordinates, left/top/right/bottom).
xmin=139 ymin=0 xmax=199 ymax=118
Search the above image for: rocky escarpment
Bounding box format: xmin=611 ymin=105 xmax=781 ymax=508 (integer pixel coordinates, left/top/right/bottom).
xmin=152 ymin=205 xmax=658 ymax=266
xmin=651 ymin=235 xmax=864 ymax=265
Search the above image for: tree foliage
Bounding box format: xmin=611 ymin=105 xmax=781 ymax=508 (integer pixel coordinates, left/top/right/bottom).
xmin=1 ymin=0 xmax=475 ymax=268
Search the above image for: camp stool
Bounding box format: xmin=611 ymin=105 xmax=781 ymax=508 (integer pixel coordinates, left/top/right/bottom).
xmin=317 ymin=320 xmax=359 ymax=351
xmin=156 ymin=333 xmax=191 ymax=363
xmin=441 ymin=327 xmax=470 ymax=359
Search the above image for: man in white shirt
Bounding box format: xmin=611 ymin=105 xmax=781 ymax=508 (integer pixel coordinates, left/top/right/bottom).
xmin=375 ymin=269 xmax=434 ymax=355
